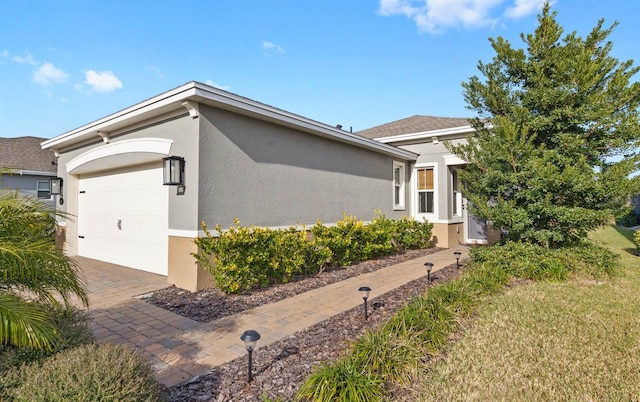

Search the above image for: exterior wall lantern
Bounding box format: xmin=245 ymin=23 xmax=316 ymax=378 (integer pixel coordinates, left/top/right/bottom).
xmin=50 ymin=177 xmax=63 ymax=195
xmin=424 ymin=262 xmax=434 ymax=283
xmin=49 ymin=177 xmax=64 ymax=205
xmin=162 ymin=156 xmax=185 ymax=186
xmin=240 ymin=330 xmax=261 ymax=383
xmin=358 ymin=286 xmax=371 ymax=320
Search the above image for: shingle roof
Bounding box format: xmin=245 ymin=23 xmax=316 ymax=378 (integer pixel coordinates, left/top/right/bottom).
xmin=0 ymin=136 xmax=57 ymax=173
xmin=357 ymin=115 xmax=472 ymax=139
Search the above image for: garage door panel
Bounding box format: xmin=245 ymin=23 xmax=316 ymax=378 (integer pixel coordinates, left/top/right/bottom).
xmin=77 ymin=166 xmax=168 ymax=275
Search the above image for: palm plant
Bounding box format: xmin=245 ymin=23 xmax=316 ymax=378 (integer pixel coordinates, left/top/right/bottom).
xmin=0 ymin=187 xmax=89 ymax=350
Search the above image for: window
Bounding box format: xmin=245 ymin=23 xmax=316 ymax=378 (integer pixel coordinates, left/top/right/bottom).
xmin=417 ymin=168 xmax=434 ymax=214
xmin=393 ymin=161 xmax=405 ymax=210
xmin=37 ymin=180 xmax=51 ymax=199
xmin=452 ymin=168 xmax=462 ymax=217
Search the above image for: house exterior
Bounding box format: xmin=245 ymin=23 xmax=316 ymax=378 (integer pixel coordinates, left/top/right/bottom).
xmin=358 ymin=115 xmax=499 ymax=248
xmin=42 ymin=82 xmax=418 ymax=291
xmin=0 ymin=136 xmax=57 ymax=208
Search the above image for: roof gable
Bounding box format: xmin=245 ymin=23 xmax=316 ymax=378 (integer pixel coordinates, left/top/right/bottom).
xmin=0 ymin=136 xmax=57 ymax=173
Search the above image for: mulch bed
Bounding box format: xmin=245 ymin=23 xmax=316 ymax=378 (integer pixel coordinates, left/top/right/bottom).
xmin=145 ymin=248 xmax=444 ymax=323
xmin=144 ymin=248 xmax=465 ymax=401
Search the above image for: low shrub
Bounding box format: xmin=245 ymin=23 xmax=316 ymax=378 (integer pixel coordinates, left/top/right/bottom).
xmin=471 ymin=241 xmax=619 ymax=280
xmin=0 ymin=306 xmax=94 ymax=374
xmin=616 ymin=205 xmax=638 ymax=227
xmin=1 ymin=344 xmax=166 ymax=402
xmin=195 ymin=213 xmax=433 ymax=294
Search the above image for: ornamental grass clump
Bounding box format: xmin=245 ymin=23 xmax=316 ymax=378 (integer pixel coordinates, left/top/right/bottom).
xmin=0 ymin=344 xmax=166 ymax=402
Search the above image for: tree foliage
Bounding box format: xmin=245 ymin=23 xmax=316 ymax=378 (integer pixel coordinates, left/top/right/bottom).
xmin=0 ymin=188 xmax=88 ymax=350
xmin=449 ymin=2 xmax=640 ymax=247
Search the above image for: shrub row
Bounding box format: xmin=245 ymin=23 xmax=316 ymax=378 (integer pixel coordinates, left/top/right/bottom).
xmin=195 ymin=213 xmax=433 ymax=294
xmin=296 ymin=241 xmax=619 ymax=401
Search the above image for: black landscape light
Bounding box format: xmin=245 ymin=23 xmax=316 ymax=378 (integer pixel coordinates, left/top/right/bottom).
xmin=240 ymin=330 xmax=261 ymax=383
xmin=358 ymin=286 xmax=371 ymax=320
xmin=454 ymin=251 xmax=462 ymax=269
xmin=424 ymin=262 xmax=434 ymax=283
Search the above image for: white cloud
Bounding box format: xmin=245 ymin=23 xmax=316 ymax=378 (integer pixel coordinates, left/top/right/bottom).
xmin=147 ymin=65 xmax=164 ymax=79
xmin=33 ymin=62 xmax=68 ymax=85
xmin=2 ymin=50 xmax=9 ymax=58
xmin=13 ymin=51 xmax=38 ymax=65
xmin=204 ymin=80 xmax=230 ymax=90
xmin=378 ymin=0 xmax=541 ymax=33
xmin=504 ymin=0 xmax=545 ymax=19
xmin=84 ymin=70 xmax=122 ymax=92
xmin=262 ymin=40 xmax=285 ymax=53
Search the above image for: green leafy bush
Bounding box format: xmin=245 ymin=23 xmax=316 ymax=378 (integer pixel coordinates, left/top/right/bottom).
xmin=195 ymin=213 xmax=433 ymax=294
xmin=0 ymin=306 xmax=94 ymax=374
xmin=471 ymin=241 xmax=619 ymax=280
xmin=616 ymin=206 xmax=638 ymax=227
xmin=0 ymin=344 xmax=166 ymax=402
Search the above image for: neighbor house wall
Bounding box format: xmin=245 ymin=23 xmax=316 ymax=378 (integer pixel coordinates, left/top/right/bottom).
xmin=0 ymin=173 xmax=56 ymax=208
xmin=197 ymin=105 xmax=412 ymax=229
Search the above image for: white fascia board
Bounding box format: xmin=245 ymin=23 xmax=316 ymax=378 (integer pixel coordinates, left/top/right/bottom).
xmin=375 ymin=125 xmax=475 ymax=144
xmin=7 ymin=170 xmax=56 ymax=177
xmin=190 ymin=85 xmax=418 ymax=160
xmin=42 ymin=83 xmax=198 ymax=150
xmin=42 ymin=81 xmax=418 ymax=161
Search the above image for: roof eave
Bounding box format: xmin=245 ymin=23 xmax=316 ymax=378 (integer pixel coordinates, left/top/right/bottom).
xmin=42 ymin=82 xmax=417 ymax=161
xmin=375 ymin=125 xmax=476 ymax=144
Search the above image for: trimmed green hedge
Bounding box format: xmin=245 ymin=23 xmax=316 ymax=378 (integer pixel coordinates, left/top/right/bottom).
xmin=194 ymin=213 xmax=433 ymax=294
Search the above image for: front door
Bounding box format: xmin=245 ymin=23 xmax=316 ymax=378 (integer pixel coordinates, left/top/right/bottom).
xmin=463 ymin=201 xmax=488 ymax=244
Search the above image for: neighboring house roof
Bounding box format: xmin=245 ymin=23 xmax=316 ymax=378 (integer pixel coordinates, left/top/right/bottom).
xmin=42 ymin=81 xmax=418 ymax=161
xmin=358 ymin=115 xmax=473 ymax=141
xmin=0 ymin=136 xmax=57 ymax=174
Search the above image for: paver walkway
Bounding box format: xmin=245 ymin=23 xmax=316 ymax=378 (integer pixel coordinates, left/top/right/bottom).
xmin=77 ymin=245 xmax=469 ymax=388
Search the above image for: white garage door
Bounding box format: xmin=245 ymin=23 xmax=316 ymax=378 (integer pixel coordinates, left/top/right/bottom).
xmin=77 ymin=165 xmax=169 ymax=275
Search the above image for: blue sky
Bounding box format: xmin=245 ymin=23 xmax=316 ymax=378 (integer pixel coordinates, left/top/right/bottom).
xmin=1 ymin=0 xmax=638 ymax=139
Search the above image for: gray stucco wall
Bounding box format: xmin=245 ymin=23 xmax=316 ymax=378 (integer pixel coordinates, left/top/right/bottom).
xmin=396 ymin=138 xmax=467 ymax=222
xmin=54 ymin=112 xmax=201 ymax=232
xmin=197 ymin=105 xmax=410 ymax=229
xmin=0 ymin=173 xmax=56 ymax=209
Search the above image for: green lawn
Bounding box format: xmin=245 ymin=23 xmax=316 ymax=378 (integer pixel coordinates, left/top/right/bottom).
xmin=420 ymin=226 xmax=640 ymax=401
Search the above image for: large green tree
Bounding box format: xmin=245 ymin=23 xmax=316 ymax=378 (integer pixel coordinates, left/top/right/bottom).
xmin=0 ymin=186 xmax=89 ymax=350
xmin=450 ymin=3 xmax=640 ymax=247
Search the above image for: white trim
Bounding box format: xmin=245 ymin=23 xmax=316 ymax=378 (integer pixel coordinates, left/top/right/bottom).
xmin=412 ymin=163 xmax=437 ymax=221
xmin=443 ymin=154 xmax=468 ymax=165
xmin=168 ymin=229 xmax=205 ymax=238
xmin=376 ymin=125 xmax=474 ymax=144
xmin=392 ymin=160 xmax=406 ymax=210
xmin=7 ymin=170 xmax=56 ymax=177
xmin=66 ymin=138 xmax=173 ymax=173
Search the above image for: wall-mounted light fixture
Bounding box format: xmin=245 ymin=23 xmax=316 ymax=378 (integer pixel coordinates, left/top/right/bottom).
xmin=163 ymin=156 xmax=185 ymax=186
xmin=49 ymin=177 xmax=64 ymax=205
xmin=50 ymin=177 xmax=63 ymax=195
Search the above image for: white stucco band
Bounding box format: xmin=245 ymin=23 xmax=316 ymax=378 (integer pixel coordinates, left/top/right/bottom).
xmin=66 ymin=138 xmax=174 ymax=174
